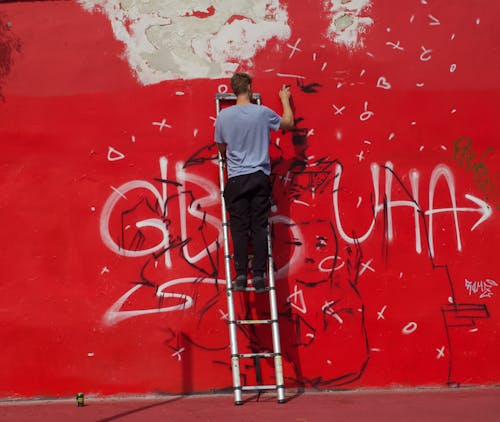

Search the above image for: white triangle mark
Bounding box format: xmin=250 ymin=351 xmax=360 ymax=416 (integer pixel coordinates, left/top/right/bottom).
xmin=287 ymin=285 xmax=307 ymax=314
xmin=107 ymin=146 xmax=125 ymax=161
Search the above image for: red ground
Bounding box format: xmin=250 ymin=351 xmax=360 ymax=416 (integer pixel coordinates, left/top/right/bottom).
xmin=0 ymin=388 xmax=499 ymax=422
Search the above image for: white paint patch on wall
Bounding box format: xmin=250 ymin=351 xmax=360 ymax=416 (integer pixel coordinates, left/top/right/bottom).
xmin=324 ymin=0 xmax=373 ymax=48
xmin=79 ymin=0 xmax=291 ymax=84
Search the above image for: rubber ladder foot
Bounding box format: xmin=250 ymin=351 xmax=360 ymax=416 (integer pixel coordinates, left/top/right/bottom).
xmin=235 ymin=401 xmax=244 ymax=406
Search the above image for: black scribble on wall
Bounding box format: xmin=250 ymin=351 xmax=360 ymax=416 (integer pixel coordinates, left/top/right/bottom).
xmin=272 ymin=155 xmax=338 ymax=203
xmin=0 ymin=13 xmax=21 ymax=101
xmin=319 ymin=236 xmax=370 ymax=388
xmin=112 ymin=170 xmax=220 ymax=310
xmin=102 ymin=128 xmax=492 ymax=389
xmin=291 ymin=117 xmax=307 ymax=146
xmin=183 ymin=144 xmax=219 ymax=168
xmin=272 ymin=114 xmax=338 ymax=204
xmin=296 ymin=78 xmax=322 ymax=94
xmin=381 ymin=164 xmax=491 ymax=386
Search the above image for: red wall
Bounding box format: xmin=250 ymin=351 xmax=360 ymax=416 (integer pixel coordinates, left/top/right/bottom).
xmin=0 ymin=1 xmax=499 ymax=398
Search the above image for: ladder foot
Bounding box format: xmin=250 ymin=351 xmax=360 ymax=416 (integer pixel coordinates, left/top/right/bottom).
xmin=278 ymin=399 xmax=287 ymax=404
xmin=235 ymin=401 xmax=244 ymax=406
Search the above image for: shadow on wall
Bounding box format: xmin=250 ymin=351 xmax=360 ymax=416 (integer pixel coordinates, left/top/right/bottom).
xmin=0 ymin=12 xmax=21 ymax=101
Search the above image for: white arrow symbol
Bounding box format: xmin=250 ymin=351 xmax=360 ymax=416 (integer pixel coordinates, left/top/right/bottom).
xmin=424 ymin=194 xmax=492 ymax=231
xmin=464 ymin=194 xmax=493 ymax=230
xmin=428 ymin=14 xmax=441 ymax=26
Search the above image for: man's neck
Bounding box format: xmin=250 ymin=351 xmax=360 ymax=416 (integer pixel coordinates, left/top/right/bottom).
xmin=236 ymin=92 xmax=251 ymax=106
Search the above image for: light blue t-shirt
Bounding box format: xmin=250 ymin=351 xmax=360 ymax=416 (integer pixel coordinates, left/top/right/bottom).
xmin=215 ymin=103 xmax=281 ymax=178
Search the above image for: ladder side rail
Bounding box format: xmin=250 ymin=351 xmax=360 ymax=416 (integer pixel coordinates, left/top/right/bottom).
xmin=216 ymin=95 xmax=243 ymax=405
xmin=216 ymin=91 xmax=284 ymax=404
xmin=266 ymin=224 xmax=286 ymax=403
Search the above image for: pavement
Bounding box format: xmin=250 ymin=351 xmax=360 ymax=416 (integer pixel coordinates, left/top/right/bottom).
xmin=0 ymin=387 xmax=499 ymax=422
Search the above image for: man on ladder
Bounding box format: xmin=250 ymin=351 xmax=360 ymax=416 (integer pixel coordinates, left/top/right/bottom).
xmin=215 ymin=73 xmax=294 ymax=291
xmin=214 ymin=72 xmax=294 ymax=405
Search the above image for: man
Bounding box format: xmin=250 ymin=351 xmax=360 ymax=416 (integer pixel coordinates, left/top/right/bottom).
xmin=215 ymin=72 xmax=294 ymax=292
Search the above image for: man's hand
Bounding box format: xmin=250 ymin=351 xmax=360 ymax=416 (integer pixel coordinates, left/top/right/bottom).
xmin=279 ymin=84 xmax=291 ymax=101
xmin=279 ymin=85 xmax=294 ymax=130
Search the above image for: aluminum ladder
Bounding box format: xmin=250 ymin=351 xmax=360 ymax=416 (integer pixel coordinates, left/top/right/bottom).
xmin=215 ymin=92 xmax=286 ymax=405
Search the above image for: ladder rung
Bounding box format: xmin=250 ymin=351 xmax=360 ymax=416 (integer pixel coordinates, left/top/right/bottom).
xmin=244 ymin=286 xmax=272 ymax=292
xmin=237 ymin=352 xmax=276 ymax=358
xmin=241 ymin=385 xmax=277 ymax=391
xmin=236 ymin=319 xmax=274 ymax=325
xmin=216 ymin=93 xmax=261 ymax=101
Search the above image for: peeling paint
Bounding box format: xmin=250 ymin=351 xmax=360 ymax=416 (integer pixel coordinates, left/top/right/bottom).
xmin=324 ymin=0 xmax=373 ymax=48
xmin=334 ymin=13 xmax=354 ymax=31
xmin=78 ymin=0 xmax=291 ymax=84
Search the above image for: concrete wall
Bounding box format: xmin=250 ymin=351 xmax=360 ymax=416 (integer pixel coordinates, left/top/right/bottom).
xmin=0 ymin=0 xmax=498 ymax=397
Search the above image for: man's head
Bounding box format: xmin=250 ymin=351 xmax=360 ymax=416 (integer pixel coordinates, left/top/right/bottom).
xmin=231 ymin=73 xmax=252 ymax=97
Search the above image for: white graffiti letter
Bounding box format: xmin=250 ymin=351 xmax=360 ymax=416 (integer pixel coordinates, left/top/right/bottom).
xmin=333 ymin=163 xmax=380 ymax=243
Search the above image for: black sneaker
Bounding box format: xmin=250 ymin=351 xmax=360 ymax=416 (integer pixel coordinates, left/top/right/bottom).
xmin=253 ymin=276 xmax=267 ymax=293
xmin=233 ymin=275 xmax=247 ymax=291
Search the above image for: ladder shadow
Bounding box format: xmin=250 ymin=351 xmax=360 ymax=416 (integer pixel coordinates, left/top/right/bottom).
xmin=271 ymin=157 xmax=307 ymax=390
xmin=238 ymin=387 xmax=305 ymax=405
xmin=268 ymin=153 xmax=309 ymax=390
xmin=95 ymin=396 xmax=185 ymax=422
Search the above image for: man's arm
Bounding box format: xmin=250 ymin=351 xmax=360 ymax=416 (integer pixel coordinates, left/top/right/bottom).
xmin=215 ymin=142 xmax=227 ymax=160
xmin=278 ymin=85 xmax=294 ymax=130
xmin=214 ymin=114 xmax=227 ymax=160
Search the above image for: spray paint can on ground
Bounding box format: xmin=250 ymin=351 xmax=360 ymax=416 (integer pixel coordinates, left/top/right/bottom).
xmin=76 ymin=393 xmax=84 ymax=407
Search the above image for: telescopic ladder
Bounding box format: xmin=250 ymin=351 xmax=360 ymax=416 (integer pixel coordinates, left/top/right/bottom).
xmin=215 ymin=92 xmax=286 ymax=405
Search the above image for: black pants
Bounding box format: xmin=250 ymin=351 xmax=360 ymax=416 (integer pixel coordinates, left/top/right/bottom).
xmin=224 ymin=171 xmax=271 ymax=278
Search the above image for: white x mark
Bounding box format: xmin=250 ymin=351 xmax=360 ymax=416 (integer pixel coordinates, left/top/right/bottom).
xmin=171 ymin=347 xmax=185 ymax=361
xmin=332 ymin=104 xmax=346 ymax=115
xmin=386 ymin=40 xmax=404 ymax=51
xmin=436 ymin=346 xmax=445 ymax=359
xmin=322 ymin=300 xmax=343 ymax=324
xmin=218 ymin=309 xmax=228 ymax=320
xmin=152 ymin=118 xmax=172 ymax=131
xmin=377 ymin=305 xmax=387 ymax=320
xmin=360 ymin=258 xmax=375 ymax=275
xmin=287 ymin=38 xmax=302 ymax=59
xmin=281 ymin=171 xmax=292 ymax=185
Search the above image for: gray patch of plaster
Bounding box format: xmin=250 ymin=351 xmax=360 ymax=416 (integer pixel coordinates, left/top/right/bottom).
xmin=79 ymin=0 xmax=291 ymax=84
xmin=334 ymin=14 xmax=354 ymax=31
xmin=324 ymin=0 xmax=373 ymax=48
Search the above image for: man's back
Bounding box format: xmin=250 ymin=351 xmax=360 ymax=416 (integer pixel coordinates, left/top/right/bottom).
xmin=215 ymin=103 xmax=281 ymax=178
